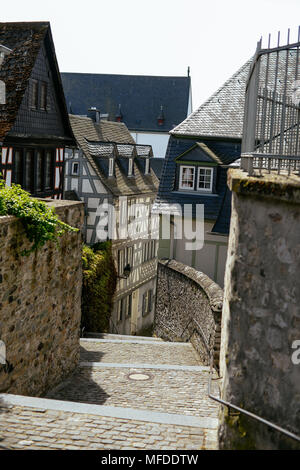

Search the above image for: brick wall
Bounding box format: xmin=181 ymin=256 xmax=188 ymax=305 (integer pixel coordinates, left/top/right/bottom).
xmin=0 ymin=199 xmax=84 ymax=397
xmin=154 ymin=259 xmax=223 ymax=367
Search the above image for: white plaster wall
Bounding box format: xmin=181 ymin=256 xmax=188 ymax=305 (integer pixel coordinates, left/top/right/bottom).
xmin=130 ymin=132 xmax=170 ymax=158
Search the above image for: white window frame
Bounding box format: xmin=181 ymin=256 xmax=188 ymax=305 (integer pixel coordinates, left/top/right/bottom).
xmin=179 ymin=165 xmax=195 ymax=190
xmin=71 ymin=161 xmax=79 ymax=176
xmin=109 ymin=158 xmax=114 ymax=177
xmin=197 ymin=167 xmax=213 ymax=192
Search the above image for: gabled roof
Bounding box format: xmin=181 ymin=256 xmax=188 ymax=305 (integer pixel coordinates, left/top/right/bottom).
xmin=69 ymin=114 xmax=159 ymax=197
xmin=61 ymin=72 xmax=191 ymax=133
xmin=175 ymin=142 xmax=223 ymax=165
xmin=171 ymin=59 xmax=252 ymax=139
xmin=0 ymin=22 xmax=74 ymax=143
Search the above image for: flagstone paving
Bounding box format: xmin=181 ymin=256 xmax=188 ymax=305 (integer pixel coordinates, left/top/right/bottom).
xmin=0 ymin=335 xmax=220 ymax=450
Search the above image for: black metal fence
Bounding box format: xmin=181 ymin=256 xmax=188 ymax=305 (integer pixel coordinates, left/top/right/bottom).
xmin=241 ymin=28 xmax=300 ymax=175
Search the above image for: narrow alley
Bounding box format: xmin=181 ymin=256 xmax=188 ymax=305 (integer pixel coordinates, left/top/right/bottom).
xmin=0 ymin=335 xmax=220 ymax=450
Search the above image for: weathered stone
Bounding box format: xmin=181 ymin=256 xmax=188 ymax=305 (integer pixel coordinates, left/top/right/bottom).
xmin=154 ymin=259 xmax=223 ymax=367
xmin=219 ymin=169 xmax=300 ymax=450
xmin=0 ymin=200 xmax=84 ymax=397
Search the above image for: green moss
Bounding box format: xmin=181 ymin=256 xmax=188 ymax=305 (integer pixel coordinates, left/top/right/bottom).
xmin=0 ymin=179 xmax=77 ymax=255
xmin=81 ymin=241 xmax=117 ymax=333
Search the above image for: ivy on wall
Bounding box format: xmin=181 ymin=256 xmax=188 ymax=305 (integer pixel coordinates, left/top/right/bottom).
xmin=81 ymin=241 xmax=117 ymax=333
xmin=0 ymin=180 xmax=78 ymax=255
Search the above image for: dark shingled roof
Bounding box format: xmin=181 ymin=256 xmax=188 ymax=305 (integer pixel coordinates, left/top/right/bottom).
xmin=69 ymin=114 xmax=159 ymax=197
xmin=61 ymin=72 xmax=191 ymax=133
xmin=0 ymin=22 xmax=74 ymax=143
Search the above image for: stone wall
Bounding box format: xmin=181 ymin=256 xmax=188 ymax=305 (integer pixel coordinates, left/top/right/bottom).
xmin=154 ymin=259 xmax=223 ymax=367
xmin=219 ymin=169 xmax=300 ymax=450
xmin=0 ymin=199 xmax=84 ymax=397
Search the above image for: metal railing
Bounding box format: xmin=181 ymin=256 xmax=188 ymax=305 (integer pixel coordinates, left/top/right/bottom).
xmin=157 ymin=318 xmax=300 ymax=443
xmin=241 ymin=27 xmax=300 ymax=176
xmin=207 ymin=353 xmax=300 ymax=444
xmin=241 ymin=152 xmax=300 ymax=176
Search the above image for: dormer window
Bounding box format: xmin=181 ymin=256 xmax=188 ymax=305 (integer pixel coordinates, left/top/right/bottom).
xmin=109 ymin=158 xmax=114 ymax=177
xmin=128 ymin=158 xmax=133 ymax=176
xmin=179 ymin=166 xmax=195 ymax=190
xmin=197 ymin=167 xmax=213 ymax=192
xmin=145 ymin=158 xmax=150 ymax=175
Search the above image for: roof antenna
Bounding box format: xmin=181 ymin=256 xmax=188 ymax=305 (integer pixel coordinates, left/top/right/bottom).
xmin=187 ymin=66 xmax=190 ymax=77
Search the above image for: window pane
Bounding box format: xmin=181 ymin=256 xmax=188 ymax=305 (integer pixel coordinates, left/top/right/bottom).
xmin=25 ymin=150 xmax=34 ymax=191
xmin=14 ymin=150 xmax=23 ymax=185
xmin=128 ymin=295 xmax=132 ymax=317
xmin=36 ymin=151 xmax=43 ymax=192
xmin=31 ymin=80 xmax=38 ymax=109
xmin=180 ymin=167 xmax=194 ymax=189
xmin=198 ymin=168 xmax=212 ymax=190
xmin=45 ymin=151 xmax=53 ymax=189
xmin=40 ymin=82 xmax=47 ymax=110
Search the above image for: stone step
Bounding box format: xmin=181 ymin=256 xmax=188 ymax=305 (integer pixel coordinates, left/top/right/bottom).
xmin=0 ymin=393 xmax=218 ymax=430
xmin=83 ymin=333 xmax=164 ymax=342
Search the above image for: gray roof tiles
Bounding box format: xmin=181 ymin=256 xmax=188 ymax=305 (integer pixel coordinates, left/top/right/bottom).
xmin=171 ymin=59 xmax=252 ymax=139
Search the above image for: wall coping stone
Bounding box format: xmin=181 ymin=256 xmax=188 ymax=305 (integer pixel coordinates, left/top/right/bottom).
xmin=158 ymin=259 xmax=223 ymax=314
xmin=228 ymin=168 xmax=300 ymax=204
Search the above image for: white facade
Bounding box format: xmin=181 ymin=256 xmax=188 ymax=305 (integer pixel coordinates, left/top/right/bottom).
xmin=130 ymin=131 xmax=170 ymax=159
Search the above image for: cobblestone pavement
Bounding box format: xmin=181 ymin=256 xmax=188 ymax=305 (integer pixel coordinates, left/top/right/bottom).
xmin=0 ymin=406 xmax=217 ymax=450
xmin=0 ymin=336 xmax=220 ymax=450
xmin=46 ymin=366 xmax=219 ymax=418
xmin=79 ymin=340 xmax=200 ymax=365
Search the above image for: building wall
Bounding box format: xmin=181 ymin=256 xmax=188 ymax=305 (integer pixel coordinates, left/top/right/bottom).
xmin=158 ymin=216 xmax=228 ymax=287
xmin=154 ymin=259 xmax=223 ymax=367
xmin=11 ymin=43 xmax=66 ymax=138
xmin=130 ymin=132 xmax=170 ymax=158
xmin=0 ymin=200 xmax=84 ymax=397
xmin=65 ymin=150 xmax=159 ymax=335
xmin=219 ymin=169 xmax=300 ymax=450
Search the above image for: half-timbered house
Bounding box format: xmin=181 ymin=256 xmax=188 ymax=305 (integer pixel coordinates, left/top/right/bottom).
xmin=65 ymin=112 xmax=160 ymax=335
xmin=0 ymin=22 xmax=76 ymax=199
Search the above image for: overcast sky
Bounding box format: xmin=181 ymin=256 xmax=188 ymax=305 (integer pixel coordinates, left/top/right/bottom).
xmin=2 ymin=0 xmax=300 ymax=110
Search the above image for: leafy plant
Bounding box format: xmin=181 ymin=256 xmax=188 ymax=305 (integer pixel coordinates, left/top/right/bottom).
xmin=81 ymin=241 xmax=117 ymax=332
xmin=0 ymin=179 xmax=78 ymax=255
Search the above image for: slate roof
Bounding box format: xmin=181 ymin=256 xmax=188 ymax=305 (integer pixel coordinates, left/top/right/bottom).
xmin=0 ymin=22 xmax=74 ymax=143
xmin=61 ymin=72 xmax=191 ymax=133
xmin=171 ymin=59 xmax=252 ymax=139
xmin=69 ymin=114 xmax=159 ymax=197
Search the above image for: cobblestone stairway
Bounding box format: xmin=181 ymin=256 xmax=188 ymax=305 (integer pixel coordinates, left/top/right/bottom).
xmin=0 ymin=335 xmax=220 ymax=450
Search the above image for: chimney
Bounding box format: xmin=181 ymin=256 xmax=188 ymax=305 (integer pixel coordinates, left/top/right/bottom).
xmin=87 ymin=107 xmax=101 ymax=123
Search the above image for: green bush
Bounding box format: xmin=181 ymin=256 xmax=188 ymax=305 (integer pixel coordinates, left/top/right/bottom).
xmin=81 ymin=241 xmax=117 ymax=333
xmin=0 ymin=179 xmax=78 ymax=255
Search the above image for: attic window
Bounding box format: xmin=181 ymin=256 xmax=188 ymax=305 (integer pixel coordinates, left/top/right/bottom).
xmin=40 ymin=82 xmax=47 ymax=110
xmin=109 ymin=158 xmax=114 ymax=177
xmin=197 ymin=167 xmax=213 ymax=192
xmin=179 ymin=166 xmax=195 ymax=190
xmin=128 ymin=158 xmax=133 ymax=176
xmin=31 ymin=80 xmax=38 ymax=109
